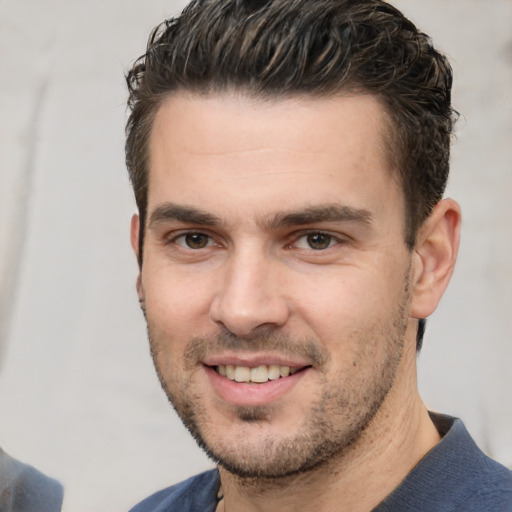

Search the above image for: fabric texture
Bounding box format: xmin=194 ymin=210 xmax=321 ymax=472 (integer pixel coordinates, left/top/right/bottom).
xmin=0 ymin=449 xmax=63 ymax=512
xmin=128 ymin=413 xmax=512 ymax=512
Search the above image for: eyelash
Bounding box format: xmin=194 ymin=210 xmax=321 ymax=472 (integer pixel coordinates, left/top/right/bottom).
xmin=168 ymin=230 xmax=343 ymax=252
xmin=291 ymin=232 xmax=340 ymax=251
xmin=171 ymin=232 xmax=218 ymax=250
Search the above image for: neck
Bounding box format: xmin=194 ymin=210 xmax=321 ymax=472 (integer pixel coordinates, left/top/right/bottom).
xmin=218 ymin=339 xmax=441 ymax=512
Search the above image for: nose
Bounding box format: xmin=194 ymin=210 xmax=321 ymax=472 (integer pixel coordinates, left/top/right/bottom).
xmin=210 ymin=247 xmax=290 ymax=338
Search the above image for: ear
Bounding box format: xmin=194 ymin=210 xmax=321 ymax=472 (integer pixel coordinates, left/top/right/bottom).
xmin=130 ymin=213 xmax=144 ymax=298
xmin=130 ymin=213 xmax=140 ymax=261
xmin=410 ymin=198 xmax=461 ymax=319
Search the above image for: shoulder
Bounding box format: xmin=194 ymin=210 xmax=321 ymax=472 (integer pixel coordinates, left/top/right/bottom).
xmin=0 ymin=449 xmax=64 ymax=512
xmin=128 ymin=469 xmax=220 ymax=512
xmin=447 ymin=421 xmax=512 ymax=511
xmin=376 ymin=414 xmax=512 ymax=512
xmin=435 ymin=414 xmax=512 ymax=509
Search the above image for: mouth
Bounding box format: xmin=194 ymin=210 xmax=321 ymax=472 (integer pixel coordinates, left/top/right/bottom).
xmin=213 ymin=364 xmax=310 ymax=384
xmin=203 ymin=359 xmax=313 ymax=406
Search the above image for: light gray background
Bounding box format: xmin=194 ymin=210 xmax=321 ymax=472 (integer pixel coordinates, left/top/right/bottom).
xmin=0 ymin=1 xmax=510 ymax=511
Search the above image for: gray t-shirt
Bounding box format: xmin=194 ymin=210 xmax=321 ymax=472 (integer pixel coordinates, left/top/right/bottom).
xmin=128 ymin=413 xmax=512 ymax=511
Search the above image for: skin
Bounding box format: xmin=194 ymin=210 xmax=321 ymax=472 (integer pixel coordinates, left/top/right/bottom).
xmin=131 ymin=92 xmax=461 ymax=511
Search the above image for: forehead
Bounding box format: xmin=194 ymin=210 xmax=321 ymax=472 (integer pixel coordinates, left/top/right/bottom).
xmin=150 ymin=91 xmax=389 ymax=156
xmin=146 ymin=92 xmax=402 ymax=223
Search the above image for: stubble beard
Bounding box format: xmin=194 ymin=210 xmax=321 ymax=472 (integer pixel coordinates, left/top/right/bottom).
xmin=144 ymin=275 xmax=411 ymax=481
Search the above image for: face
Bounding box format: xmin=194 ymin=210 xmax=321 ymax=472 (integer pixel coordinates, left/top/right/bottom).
xmin=133 ymin=92 xmax=417 ymax=478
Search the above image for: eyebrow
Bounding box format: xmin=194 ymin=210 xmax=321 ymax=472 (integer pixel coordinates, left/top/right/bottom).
xmin=148 ymin=202 xmax=373 ymax=230
xmin=266 ymin=204 xmax=373 ymax=229
xmin=148 ymin=203 xmax=222 ymax=228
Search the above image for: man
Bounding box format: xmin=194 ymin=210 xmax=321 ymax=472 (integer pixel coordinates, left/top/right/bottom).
xmin=124 ymin=0 xmax=512 ymax=510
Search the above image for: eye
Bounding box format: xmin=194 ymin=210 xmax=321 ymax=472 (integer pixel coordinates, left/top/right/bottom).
xmin=174 ymin=232 xmax=213 ymax=249
xmin=295 ymin=232 xmax=336 ymax=250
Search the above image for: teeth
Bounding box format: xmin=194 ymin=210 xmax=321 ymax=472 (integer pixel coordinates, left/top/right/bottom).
xmin=216 ymin=364 xmax=303 ymax=383
xmin=280 ymin=366 xmax=290 ymax=377
xmin=226 ymin=365 xmax=235 ymax=380
xmin=234 ymin=366 xmax=251 ymax=382
xmin=250 ymin=365 xmax=269 ymax=383
xmin=268 ymin=365 xmax=281 ymax=380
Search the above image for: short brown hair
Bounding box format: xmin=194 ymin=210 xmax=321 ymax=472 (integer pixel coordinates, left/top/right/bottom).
xmin=126 ymin=0 xmax=456 ymax=257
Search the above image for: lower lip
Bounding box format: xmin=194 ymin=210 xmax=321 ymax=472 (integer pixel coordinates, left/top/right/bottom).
xmin=204 ymin=366 xmax=309 ymax=407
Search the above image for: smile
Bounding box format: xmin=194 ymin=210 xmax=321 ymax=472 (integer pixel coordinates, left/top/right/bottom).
xmin=215 ymin=364 xmax=307 ymax=383
xmin=204 ymin=361 xmax=312 ymax=406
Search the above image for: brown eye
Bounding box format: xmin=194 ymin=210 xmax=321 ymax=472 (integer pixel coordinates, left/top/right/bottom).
xmin=306 ymin=233 xmax=332 ymax=250
xmin=184 ymin=233 xmax=210 ymax=249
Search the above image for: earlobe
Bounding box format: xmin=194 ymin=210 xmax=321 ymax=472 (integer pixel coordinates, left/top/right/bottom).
xmin=410 ymin=199 xmax=461 ymax=319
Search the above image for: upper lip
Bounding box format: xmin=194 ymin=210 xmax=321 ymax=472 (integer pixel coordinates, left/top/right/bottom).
xmin=202 ymin=353 xmax=312 ymax=368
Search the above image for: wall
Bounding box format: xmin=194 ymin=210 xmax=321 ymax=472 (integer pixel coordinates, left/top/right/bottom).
xmin=0 ymin=1 xmax=510 ymax=510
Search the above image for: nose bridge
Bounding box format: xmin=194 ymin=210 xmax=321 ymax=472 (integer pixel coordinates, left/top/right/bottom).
xmin=210 ymin=242 xmax=289 ymax=336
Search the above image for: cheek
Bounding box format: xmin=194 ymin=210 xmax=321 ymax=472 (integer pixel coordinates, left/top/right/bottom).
xmin=292 ymin=266 xmax=407 ymax=349
xmin=142 ymin=266 xmax=215 ymax=338
xmin=292 ymin=271 xmax=382 ymax=325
